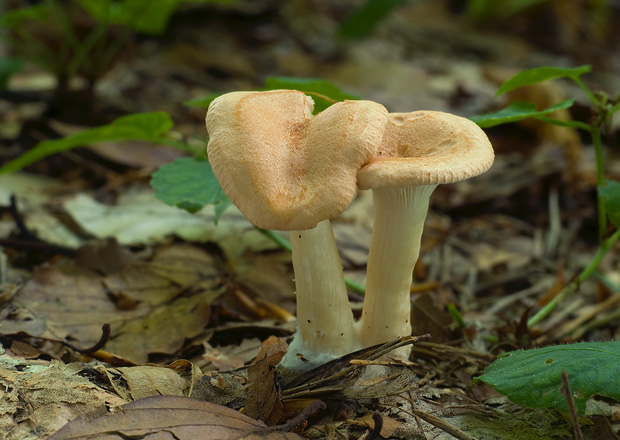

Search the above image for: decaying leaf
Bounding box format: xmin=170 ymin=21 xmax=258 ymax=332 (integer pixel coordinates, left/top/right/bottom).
xmin=202 ymin=338 xmax=263 ymax=371
xmin=105 ymin=365 xmax=189 ymax=401
xmin=0 ymin=353 xmax=127 ymax=440
xmin=358 ymin=412 xmax=402 ymax=438
xmin=194 ymin=369 xmax=248 ymax=408
xmin=48 ymin=395 xmax=305 ymax=440
xmin=245 ymin=336 xmax=287 ymax=425
xmin=62 ymin=189 xmax=275 ymax=260
xmin=411 ymin=294 xmax=452 ymax=343
xmin=3 ymin=244 xmax=226 ymax=363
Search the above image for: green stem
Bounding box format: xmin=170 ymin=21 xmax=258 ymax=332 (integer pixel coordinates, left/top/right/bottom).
xmin=447 ymin=303 xmax=466 ymax=329
xmin=97 ymin=28 xmax=132 ymax=71
xmin=534 ymin=116 xmax=592 ymax=132
xmin=610 ymin=101 xmax=620 ymax=115
xmin=256 ymin=227 xmax=366 ymax=294
xmin=572 ymin=76 xmax=599 ymax=107
xmin=257 ymin=227 xmax=291 ymax=252
xmin=343 ymin=277 xmax=366 ymax=294
xmin=591 ymin=127 xmax=607 ymax=242
xmin=67 ymin=21 xmax=109 ymax=78
xmin=46 ymin=0 xmax=81 ymax=53
xmin=527 ymin=228 xmax=620 ymax=328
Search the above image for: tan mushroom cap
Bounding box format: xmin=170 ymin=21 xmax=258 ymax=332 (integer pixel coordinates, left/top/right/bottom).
xmin=357 ymin=111 xmax=494 ymax=190
xmin=206 ymin=90 xmax=388 ymax=230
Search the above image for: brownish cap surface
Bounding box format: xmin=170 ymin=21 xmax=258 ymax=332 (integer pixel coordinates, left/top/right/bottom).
xmin=358 ymin=111 xmax=494 ymax=189
xmin=206 ymin=90 xmax=388 ymax=230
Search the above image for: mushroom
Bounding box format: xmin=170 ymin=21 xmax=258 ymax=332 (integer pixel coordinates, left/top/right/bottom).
xmin=357 ymin=111 xmax=494 ymax=353
xmin=206 ymin=90 xmax=388 ymax=371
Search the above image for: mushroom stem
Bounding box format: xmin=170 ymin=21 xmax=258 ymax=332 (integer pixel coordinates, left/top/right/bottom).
xmin=360 ymin=185 xmax=437 ymax=350
xmin=289 ymin=219 xmax=357 ymax=358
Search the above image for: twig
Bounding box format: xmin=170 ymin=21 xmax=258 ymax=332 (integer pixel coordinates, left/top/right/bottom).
xmin=0 ymin=246 xmax=6 ymax=284
xmin=560 ymin=371 xmax=584 ymax=440
xmin=364 ymin=412 xmax=383 ymax=440
xmin=8 ymin=195 xmax=34 ymax=239
xmin=411 ymin=408 xmax=479 ymax=440
xmin=0 ymin=238 xmax=75 ymax=256
xmin=0 ymin=304 xmax=15 ymax=323
xmin=283 ymin=334 xmax=431 ymax=392
xmin=263 ymin=400 xmax=326 ymax=433
xmin=62 ymin=323 xmax=111 ymax=354
xmin=1 ymin=195 xmax=75 ymax=256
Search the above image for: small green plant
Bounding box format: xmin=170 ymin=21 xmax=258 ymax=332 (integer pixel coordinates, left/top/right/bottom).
xmin=473 ymin=65 xmax=619 ymax=414
xmin=473 ymin=65 xmax=620 ymax=328
xmin=0 ymin=111 xmax=195 ymax=173
xmin=476 ymin=341 xmax=620 ymax=413
xmin=1 ymin=0 xmax=231 ymax=94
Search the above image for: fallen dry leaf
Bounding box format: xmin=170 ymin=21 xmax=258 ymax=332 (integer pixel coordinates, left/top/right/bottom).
xmin=3 ymin=244 xmax=227 ymax=363
xmin=0 ymin=173 xmax=83 ymax=249
xmin=105 ymin=365 xmax=189 ymax=401
xmin=245 ymin=336 xmax=287 ymax=425
xmin=62 ymin=190 xmax=275 ymax=260
xmin=358 ymin=412 xmax=402 ymax=438
xmin=48 ymin=395 xmax=305 ymax=440
xmin=202 ymin=338 xmax=262 ymax=371
xmin=0 ymin=353 xmax=126 ymax=440
xmin=411 ymin=293 xmax=452 ymax=343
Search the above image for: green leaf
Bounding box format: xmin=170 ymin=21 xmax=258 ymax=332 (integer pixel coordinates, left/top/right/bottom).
xmin=599 ymin=180 xmax=620 ymax=228
xmin=184 ymin=92 xmax=222 ymax=109
xmin=151 ymin=157 xmax=231 ymax=223
xmin=339 ymin=0 xmax=408 ymax=39
xmin=186 ymin=77 xmax=358 ymax=114
xmin=0 ymin=112 xmax=174 ymax=174
xmin=78 ymin=0 xmax=180 ymax=34
xmin=264 ymin=76 xmax=358 ymax=113
xmin=77 ymin=0 xmax=113 ymax=22
xmin=475 ymin=341 xmax=620 ymax=413
xmin=496 ymin=65 xmax=591 ymax=96
xmin=470 ymin=99 xmax=575 ymax=128
xmin=1 ymin=3 xmax=49 ymax=28
xmin=116 ymin=0 xmax=180 ymax=34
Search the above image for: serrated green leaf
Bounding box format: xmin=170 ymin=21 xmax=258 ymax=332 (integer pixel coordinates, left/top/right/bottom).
xmin=476 ymin=341 xmax=620 ymax=413
xmin=185 ymin=77 xmax=357 ymax=114
xmin=599 ymin=180 xmax=620 ymax=228
xmin=0 ymin=112 xmax=174 ymax=174
xmin=470 ymin=99 xmax=575 ymax=128
xmin=151 ymin=157 xmax=231 ymax=223
xmin=497 ymin=65 xmax=591 ymax=96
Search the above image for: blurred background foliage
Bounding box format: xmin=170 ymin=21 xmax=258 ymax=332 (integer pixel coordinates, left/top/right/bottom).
xmin=0 ymin=0 xmax=618 ymax=176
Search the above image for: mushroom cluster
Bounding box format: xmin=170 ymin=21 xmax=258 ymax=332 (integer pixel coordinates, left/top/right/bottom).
xmin=206 ymin=90 xmax=494 ymax=372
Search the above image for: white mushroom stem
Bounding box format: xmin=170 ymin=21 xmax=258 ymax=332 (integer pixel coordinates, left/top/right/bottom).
xmin=285 ymin=219 xmax=357 ymax=365
xmin=360 ymin=185 xmax=438 ymax=350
